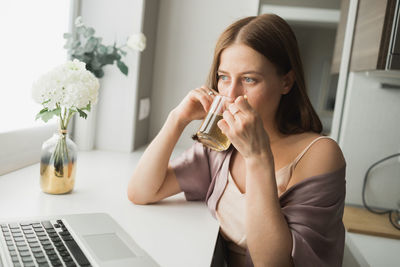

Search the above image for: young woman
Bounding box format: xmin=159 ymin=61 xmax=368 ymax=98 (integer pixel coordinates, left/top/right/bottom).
xmin=128 ymin=14 xmax=346 ymax=267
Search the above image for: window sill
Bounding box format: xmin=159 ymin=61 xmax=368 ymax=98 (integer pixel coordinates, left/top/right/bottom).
xmin=0 ymin=123 xmax=57 ymax=175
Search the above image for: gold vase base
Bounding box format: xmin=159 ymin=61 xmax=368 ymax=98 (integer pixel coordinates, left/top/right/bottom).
xmin=40 ymin=163 xmax=76 ymax=195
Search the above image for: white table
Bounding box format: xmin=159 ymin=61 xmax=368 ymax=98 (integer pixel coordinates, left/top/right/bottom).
xmin=3 ymin=149 xmax=399 ymax=267
xmin=0 ymin=148 xmax=220 ymax=267
xmin=345 ymin=232 xmax=400 ymax=267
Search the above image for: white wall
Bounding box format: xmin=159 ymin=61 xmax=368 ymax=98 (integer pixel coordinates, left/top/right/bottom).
xmin=132 ymin=0 xmax=159 ymax=149
xmin=80 ymin=0 xmax=143 ymax=152
xmin=339 ymin=72 xmax=400 ymax=209
xmin=149 ymin=0 xmax=260 ymax=149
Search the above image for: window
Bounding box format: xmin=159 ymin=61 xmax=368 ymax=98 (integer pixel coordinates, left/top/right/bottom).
xmin=0 ymin=0 xmax=72 ymax=133
xmin=0 ymin=0 xmax=74 ymax=174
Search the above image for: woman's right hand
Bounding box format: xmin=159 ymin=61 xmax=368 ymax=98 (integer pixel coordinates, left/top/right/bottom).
xmin=172 ymin=86 xmax=218 ymax=126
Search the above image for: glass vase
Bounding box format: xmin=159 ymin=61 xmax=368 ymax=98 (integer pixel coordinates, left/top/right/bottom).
xmin=40 ymin=131 xmax=77 ymax=194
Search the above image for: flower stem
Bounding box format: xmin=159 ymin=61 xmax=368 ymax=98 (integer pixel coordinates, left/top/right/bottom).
xmin=59 ymin=115 xmax=64 ymax=131
xmin=65 ymin=110 xmax=75 ymax=130
xmin=53 ymin=134 xmax=66 ymax=177
xmin=54 ymin=106 xmax=72 ymax=177
xmin=63 ymin=108 xmax=67 ymax=128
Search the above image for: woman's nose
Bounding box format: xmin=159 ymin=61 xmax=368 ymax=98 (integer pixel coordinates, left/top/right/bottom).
xmin=227 ymin=81 xmax=244 ymax=99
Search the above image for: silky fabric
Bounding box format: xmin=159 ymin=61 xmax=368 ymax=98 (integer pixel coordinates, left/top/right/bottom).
xmin=216 ymin=171 xmax=247 ymax=249
xmin=215 ymin=136 xmax=334 ymax=264
xmin=170 ymin=140 xmax=346 ymax=267
xmin=215 ymin=171 xmax=247 ymax=265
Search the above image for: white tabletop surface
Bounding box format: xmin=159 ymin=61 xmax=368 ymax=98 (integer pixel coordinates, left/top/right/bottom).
xmin=0 ymin=148 xmax=220 ymax=267
xmin=346 ymin=232 xmax=400 ymax=267
xmin=2 ymin=148 xmax=399 ymax=267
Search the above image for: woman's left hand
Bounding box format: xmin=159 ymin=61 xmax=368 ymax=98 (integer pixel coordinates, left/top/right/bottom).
xmin=217 ymin=96 xmax=272 ymax=159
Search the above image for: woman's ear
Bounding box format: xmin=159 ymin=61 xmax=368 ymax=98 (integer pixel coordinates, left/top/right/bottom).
xmin=281 ymin=70 xmax=295 ymax=95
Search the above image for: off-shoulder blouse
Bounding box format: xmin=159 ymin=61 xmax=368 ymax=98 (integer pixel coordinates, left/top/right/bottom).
xmin=170 ymin=138 xmax=346 ymax=267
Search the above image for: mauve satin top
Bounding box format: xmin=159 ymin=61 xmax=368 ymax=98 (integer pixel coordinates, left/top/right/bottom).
xmin=170 ymin=141 xmax=346 ymax=267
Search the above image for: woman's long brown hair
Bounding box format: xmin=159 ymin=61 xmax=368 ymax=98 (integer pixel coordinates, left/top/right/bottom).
xmin=206 ymin=14 xmax=322 ymax=134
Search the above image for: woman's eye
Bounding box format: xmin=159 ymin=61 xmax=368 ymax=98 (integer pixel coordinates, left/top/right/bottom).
xmin=244 ymin=77 xmax=255 ymax=83
xmin=218 ymin=75 xmax=228 ymax=81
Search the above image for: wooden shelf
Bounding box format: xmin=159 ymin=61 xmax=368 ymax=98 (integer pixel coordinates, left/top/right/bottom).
xmin=343 ymin=205 xmax=400 ymax=240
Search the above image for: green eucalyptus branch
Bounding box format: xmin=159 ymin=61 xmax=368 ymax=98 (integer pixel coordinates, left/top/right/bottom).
xmin=63 ymin=16 xmax=146 ymax=78
xmin=64 ymin=23 xmax=128 ymax=78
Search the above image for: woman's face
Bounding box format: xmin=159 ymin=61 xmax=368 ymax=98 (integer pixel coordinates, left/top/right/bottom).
xmin=217 ymin=43 xmax=292 ymax=126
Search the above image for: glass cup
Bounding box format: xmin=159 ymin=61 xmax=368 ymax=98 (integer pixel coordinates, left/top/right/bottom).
xmin=196 ymin=95 xmax=232 ymax=151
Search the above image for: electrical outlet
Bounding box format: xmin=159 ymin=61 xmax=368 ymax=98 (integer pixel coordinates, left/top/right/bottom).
xmin=138 ymin=98 xmax=150 ymax=121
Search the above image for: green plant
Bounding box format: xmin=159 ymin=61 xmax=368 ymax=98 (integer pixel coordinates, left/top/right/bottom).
xmin=63 ymin=17 xmax=145 ymax=78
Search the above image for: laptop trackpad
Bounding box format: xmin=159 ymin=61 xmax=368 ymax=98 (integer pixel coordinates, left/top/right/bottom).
xmin=83 ymin=233 xmax=136 ymax=261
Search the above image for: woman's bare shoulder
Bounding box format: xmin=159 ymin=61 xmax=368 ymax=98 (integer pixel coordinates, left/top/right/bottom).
xmin=287 ymin=133 xmax=346 ymax=188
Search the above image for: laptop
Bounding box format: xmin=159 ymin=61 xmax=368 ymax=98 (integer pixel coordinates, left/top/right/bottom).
xmin=0 ymin=213 xmax=159 ymax=267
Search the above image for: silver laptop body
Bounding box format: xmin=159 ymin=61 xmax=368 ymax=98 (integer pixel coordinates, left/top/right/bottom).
xmin=0 ymin=213 xmax=159 ymax=267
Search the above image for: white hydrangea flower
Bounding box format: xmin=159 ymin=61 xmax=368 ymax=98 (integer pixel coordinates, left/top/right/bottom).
xmin=126 ymin=33 xmax=146 ymax=52
xmin=32 ymin=59 xmax=99 ymax=110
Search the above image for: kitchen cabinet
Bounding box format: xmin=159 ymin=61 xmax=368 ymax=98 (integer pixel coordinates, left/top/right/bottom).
xmin=333 ymin=0 xmax=398 ymax=72
xmin=350 ymin=0 xmax=397 ymax=71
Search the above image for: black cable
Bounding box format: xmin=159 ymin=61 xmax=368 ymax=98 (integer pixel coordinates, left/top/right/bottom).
xmin=361 ymin=153 xmax=400 ymax=230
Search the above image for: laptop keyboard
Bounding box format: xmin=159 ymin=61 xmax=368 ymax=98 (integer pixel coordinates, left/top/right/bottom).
xmin=1 ymin=219 xmax=91 ymax=267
